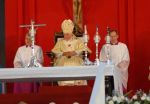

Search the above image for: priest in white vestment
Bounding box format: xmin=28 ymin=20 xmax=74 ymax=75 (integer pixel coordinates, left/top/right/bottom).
xmin=52 ymin=19 xmax=89 ymax=86
xmin=13 ymin=33 xmax=43 ymax=93
xmin=100 ymin=30 xmax=130 ymax=91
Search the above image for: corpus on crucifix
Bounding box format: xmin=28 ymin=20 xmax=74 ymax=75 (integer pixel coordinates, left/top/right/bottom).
xmin=73 ymin=0 xmax=82 ymax=29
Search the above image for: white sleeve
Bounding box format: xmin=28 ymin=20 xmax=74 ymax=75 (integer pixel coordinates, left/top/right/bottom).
xmin=51 ymin=40 xmax=63 ymax=58
xmin=117 ymin=45 xmax=130 ymax=88
xmin=117 ymin=45 xmax=130 ymax=69
xmin=36 ymin=46 xmax=44 ymax=65
xmin=13 ymin=48 xmax=23 ymax=68
xmin=122 ymin=45 xmax=130 ymax=62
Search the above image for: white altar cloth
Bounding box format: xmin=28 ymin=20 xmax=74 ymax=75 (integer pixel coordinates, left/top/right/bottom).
xmin=0 ymin=66 xmax=98 ymax=82
xmin=89 ymin=63 xmax=123 ymax=104
xmin=0 ymin=63 xmax=122 ymax=104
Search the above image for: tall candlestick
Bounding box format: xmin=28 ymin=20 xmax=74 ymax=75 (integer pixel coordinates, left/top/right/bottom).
xmin=83 ymin=25 xmax=92 ymax=65
xmin=83 ymin=25 xmax=89 ymax=43
xmin=94 ymin=26 xmax=100 ymax=65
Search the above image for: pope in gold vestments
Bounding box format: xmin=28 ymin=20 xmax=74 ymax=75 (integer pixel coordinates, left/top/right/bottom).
xmin=51 ymin=19 xmax=88 ymax=86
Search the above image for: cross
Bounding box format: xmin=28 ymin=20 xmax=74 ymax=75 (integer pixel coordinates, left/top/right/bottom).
xmin=20 ymin=20 xmax=46 ymax=68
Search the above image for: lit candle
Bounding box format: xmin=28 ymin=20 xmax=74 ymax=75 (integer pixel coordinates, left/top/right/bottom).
xmin=83 ymin=25 xmax=89 ymax=43
xmin=94 ymin=26 xmax=100 ymax=43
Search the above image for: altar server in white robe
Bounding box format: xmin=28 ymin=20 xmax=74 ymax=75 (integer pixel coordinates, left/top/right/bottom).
xmin=52 ymin=19 xmax=89 ymax=86
xmin=100 ymin=30 xmax=130 ymax=91
xmin=13 ymin=33 xmax=43 ymax=93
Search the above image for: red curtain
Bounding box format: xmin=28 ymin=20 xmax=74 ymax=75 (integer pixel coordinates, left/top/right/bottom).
xmin=5 ymin=0 xmax=150 ymax=92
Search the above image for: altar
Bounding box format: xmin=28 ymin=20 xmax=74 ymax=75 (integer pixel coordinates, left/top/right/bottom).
xmin=0 ymin=63 xmax=122 ymax=104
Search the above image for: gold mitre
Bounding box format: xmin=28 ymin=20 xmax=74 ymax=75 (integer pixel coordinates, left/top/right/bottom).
xmin=61 ymin=19 xmax=74 ymax=34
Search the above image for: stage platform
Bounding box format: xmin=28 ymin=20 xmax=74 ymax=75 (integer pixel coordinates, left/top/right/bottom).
xmin=0 ymin=86 xmax=92 ymax=104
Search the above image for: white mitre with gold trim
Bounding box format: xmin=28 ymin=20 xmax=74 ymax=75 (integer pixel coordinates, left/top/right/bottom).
xmin=61 ymin=19 xmax=74 ymax=34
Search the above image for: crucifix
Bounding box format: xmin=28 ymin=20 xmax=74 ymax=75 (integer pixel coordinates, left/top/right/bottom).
xmin=73 ymin=0 xmax=83 ymax=29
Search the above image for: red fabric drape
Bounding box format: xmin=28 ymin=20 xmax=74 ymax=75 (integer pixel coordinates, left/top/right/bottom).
xmin=5 ymin=0 xmax=150 ymax=92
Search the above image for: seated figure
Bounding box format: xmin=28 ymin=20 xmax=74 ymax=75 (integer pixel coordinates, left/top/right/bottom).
xmin=51 ymin=19 xmax=89 ymax=86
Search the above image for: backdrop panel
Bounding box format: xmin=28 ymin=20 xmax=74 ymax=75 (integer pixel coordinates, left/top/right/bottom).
xmin=5 ymin=0 xmax=150 ymax=92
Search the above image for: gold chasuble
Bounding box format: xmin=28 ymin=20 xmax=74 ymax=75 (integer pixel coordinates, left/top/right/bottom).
xmin=52 ymin=36 xmax=87 ymax=86
xmin=52 ymin=37 xmax=85 ymax=66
